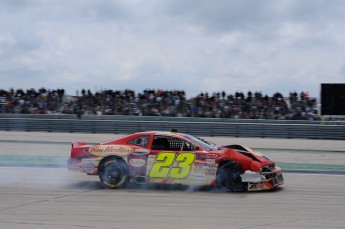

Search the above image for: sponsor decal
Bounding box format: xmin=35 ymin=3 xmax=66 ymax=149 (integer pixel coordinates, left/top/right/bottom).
xmin=205 ymin=153 xmax=219 ymax=159
xmin=133 ymin=149 xmax=150 ymax=155
xmin=196 ymin=153 xmax=206 ymax=160
xmin=194 ymin=166 xmax=207 ymax=174
xmin=205 ymin=159 xmax=216 ymax=165
xmin=129 ymin=158 xmax=146 ymax=168
xmin=206 ymin=167 xmax=217 ymax=176
xmin=195 ymin=174 xmax=205 ymax=181
xmin=82 ymin=159 xmax=96 ymax=173
xmin=248 ymin=182 xmax=265 ymax=191
xmin=89 ymin=145 xmax=134 ymax=156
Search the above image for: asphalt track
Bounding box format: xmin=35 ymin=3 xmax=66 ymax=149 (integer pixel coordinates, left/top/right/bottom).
xmin=0 ymin=131 xmax=345 ymax=228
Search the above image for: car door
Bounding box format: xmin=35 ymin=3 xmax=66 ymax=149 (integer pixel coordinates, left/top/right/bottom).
xmin=147 ymin=135 xmax=197 ymax=184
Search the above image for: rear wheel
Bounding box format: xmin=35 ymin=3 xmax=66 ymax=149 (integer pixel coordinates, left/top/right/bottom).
xmin=98 ymin=158 xmax=129 ymax=189
xmin=216 ymin=161 xmax=245 ymax=192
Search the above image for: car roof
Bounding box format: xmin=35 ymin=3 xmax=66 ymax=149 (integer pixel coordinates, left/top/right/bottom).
xmin=137 ymin=131 xmax=186 ymax=137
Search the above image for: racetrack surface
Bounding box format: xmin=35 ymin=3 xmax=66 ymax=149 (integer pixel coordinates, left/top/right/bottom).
xmin=0 ymin=131 xmax=345 ymax=228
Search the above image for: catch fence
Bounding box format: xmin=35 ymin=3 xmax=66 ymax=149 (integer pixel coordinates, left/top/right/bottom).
xmin=0 ymin=115 xmax=344 ymax=140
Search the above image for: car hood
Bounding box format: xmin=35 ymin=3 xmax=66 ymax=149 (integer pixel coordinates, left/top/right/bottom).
xmin=220 ymin=144 xmax=274 ymax=163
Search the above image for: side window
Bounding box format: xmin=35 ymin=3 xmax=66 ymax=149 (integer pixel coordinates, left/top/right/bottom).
xmin=128 ymin=135 xmax=150 ymax=148
xmin=151 ymin=136 xmax=170 ymax=150
xmin=182 ymin=140 xmax=195 ymax=151
xmin=151 ymin=136 xmax=195 ymax=151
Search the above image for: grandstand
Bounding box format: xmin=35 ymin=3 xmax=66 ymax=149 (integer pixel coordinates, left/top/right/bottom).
xmin=0 ymin=88 xmax=319 ymax=120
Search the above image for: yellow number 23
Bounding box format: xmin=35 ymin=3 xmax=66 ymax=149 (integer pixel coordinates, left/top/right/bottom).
xmin=149 ymin=152 xmax=195 ymax=179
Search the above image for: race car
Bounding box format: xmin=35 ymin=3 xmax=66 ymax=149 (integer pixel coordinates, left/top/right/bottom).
xmin=68 ymin=130 xmax=284 ymax=191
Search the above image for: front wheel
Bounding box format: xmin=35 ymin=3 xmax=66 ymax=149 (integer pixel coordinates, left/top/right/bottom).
xmin=216 ymin=161 xmax=246 ymax=192
xmin=98 ymin=158 xmax=129 ymax=189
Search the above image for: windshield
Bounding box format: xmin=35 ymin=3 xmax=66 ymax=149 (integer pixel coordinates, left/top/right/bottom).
xmin=182 ymin=134 xmax=216 ymax=151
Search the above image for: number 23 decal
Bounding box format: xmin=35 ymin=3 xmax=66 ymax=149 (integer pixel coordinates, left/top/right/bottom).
xmin=149 ymin=152 xmax=195 ymax=178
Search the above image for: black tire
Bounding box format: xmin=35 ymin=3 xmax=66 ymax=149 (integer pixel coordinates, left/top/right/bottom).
xmin=216 ymin=161 xmax=246 ymax=192
xmin=98 ymin=158 xmax=129 ymax=189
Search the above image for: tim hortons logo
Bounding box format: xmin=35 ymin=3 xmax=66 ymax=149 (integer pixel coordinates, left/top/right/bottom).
xmin=89 ymin=145 xmax=133 ymax=155
xmin=129 ymin=159 xmax=146 ymax=168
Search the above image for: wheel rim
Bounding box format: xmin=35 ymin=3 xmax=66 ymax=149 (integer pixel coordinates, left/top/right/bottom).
xmin=104 ymin=164 xmax=123 ymax=185
xmin=220 ymin=163 xmax=243 ymax=189
xmin=224 ymin=169 xmax=241 ymax=186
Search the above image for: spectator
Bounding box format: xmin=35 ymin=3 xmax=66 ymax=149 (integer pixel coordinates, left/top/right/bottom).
xmin=0 ymin=88 xmax=320 ymax=120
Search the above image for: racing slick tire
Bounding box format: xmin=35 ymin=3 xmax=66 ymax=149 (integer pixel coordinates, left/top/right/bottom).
xmin=98 ymin=157 xmax=129 ymax=189
xmin=216 ymin=161 xmax=246 ymax=192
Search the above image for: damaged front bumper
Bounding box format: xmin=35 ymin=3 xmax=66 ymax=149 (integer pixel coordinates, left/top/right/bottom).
xmin=241 ymin=166 xmax=284 ymax=191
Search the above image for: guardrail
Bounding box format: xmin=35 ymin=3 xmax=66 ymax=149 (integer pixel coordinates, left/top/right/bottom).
xmin=0 ymin=115 xmax=344 ymax=140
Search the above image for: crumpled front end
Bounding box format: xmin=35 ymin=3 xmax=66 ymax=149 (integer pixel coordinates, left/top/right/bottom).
xmin=241 ymin=164 xmax=284 ymax=191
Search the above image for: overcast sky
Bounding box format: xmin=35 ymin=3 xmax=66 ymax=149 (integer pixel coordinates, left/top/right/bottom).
xmin=1 ymin=0 xmax=344 ymax=98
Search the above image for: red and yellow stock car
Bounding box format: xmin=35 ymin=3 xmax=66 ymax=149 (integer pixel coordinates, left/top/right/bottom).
xmin=68 ymin=131 xmax=284 ymax=191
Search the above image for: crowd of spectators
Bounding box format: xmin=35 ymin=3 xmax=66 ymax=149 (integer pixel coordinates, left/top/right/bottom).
xmin=0 ymin=88 xmax=319 ymax=120
xmin=188 ymin=91 xmax=318 ymax=120
xmin=0 ymin=88 xmax=65 ymax=114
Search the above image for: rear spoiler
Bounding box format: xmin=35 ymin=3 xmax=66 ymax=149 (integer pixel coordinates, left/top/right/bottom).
xmin=72 ymin=142 xmax=87 ymax=148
